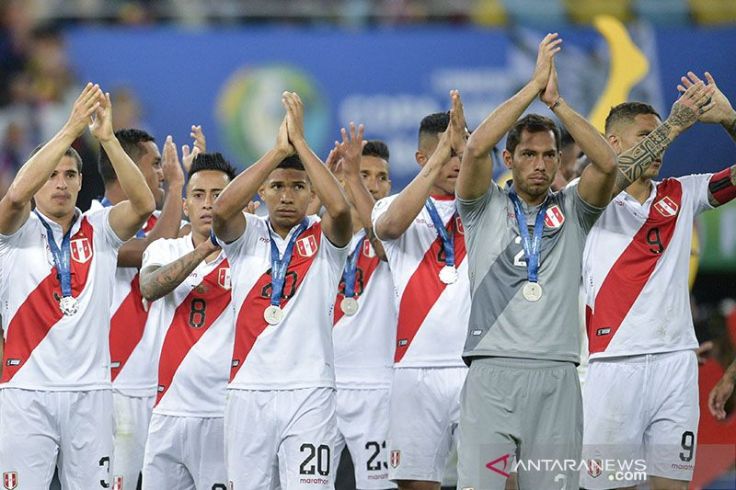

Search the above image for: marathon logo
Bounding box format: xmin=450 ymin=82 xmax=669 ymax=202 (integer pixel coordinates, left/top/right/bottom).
xmin=398 ymin=339 xmax=408 ymax=347
xmin=232 ymin=359 xmax=240 ymax=368
xmin=596 ymin=328 xmax=611 ymax=336
xmin=6 ymin=359 xmax=20 ymax=367
xmin=157 ymin=385 xmax=165 ymax=392
xmin=110 ymin=361 xmax=121 ymax=368
xmin=654 ymin=196 xmax=678 ymax=218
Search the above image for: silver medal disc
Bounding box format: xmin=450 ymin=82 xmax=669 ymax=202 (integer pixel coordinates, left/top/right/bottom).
xmin=264 ymin=305 xmax=284 ymax=325
xmin=341 ymin=297 xmax=359 ymax=316
xmin=439 ymin=265 xmax=458 ymax=285
xmin=59 ymin=296 xmax=79 ymax=316
xmin=522 ymin=282 xmax=543 ymax=302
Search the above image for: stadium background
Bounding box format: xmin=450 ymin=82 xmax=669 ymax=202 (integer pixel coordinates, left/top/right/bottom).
xmin=0 ymin=0 xmax=734 ymax=488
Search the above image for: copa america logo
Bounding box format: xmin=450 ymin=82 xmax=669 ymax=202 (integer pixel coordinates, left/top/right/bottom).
xmin=217 ymin=64 xmax=330 ymax=166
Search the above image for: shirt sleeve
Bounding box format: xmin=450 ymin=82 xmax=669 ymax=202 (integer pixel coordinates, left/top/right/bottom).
xmin=98 ymin=207 xmax=126 ymax=250
xmin=456 ymin=183 xmax=497 ymax=232
xmin=564 ymin=183 xmax=606 ymax=235
xmin=678 ymin=173 xmax=714 ymax=216
xmin=215 ymin=212 xmax=262 ymax=258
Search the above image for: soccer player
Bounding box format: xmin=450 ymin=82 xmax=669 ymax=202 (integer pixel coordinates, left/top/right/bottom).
xmin=212 ymin=92 xmax=351 ymax=489
xmin=0 ymin=83 xmax=156 ymax=488
xmin=138 ymin=152 xmax=236 ymax=489
xmin=92 ymin=129 xmax=185 ymax=489
xmin=326 ymin=125 xmax=397 ymax=489
xmin=370 ymin=92 xmax=472 ymax=490
xmin=454 ymin=33 xmax=621 ymax=489
xmin=580 ymin=71 xmax=727 ymax=490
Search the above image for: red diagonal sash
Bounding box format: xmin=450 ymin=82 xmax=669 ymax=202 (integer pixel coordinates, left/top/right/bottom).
xmin=156 ymin=260 xmax=231 ymax=405
xmin=230 ymin=224 xmax=322 ymax=381
xmin=109 ymin=274 xmax=149 ymax=381
xmin=1 ymin=218 xmax=95 ymax=382
xmin=394 ymin=215 xmax=466 ymax=363
xmin=333 ymin=238 xmax=381 ymax=325
xmin=587 ymin=179 xmax=683 ymax=354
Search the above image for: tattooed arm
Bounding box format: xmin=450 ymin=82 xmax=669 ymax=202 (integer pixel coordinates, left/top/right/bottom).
xmin=611 ymin=81 xmax=715 ymax=196
xmin=139 ymin=239 xmax=219 ymax=301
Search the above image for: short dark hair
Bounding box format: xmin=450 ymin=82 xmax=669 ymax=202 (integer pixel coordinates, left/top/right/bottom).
xmin=29 ymin=145 xmax=82 ymax=173
xmin=604 ymin=102 xmax=661 ymax=135
xmin=418 ymin=112 xmax=450 ymax=148
xmin=276 ymin=155 xmax=305 ymax=171
xmin=188 ymin=152 xmax=237 ymax=181
xmin=560 ymin=128 xmax=575 ymax=149
xmin=98 ymin=128 xmax=155 ymax=184
xmin=506 ymin=114 xmax=561 ymax=154
xmin=362 ymin=140 xmax=390 ymax=161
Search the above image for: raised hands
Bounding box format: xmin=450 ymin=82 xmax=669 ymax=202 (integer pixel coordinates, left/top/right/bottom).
xmin=336 ymin=122 xmax=365 ymax=177
xmin=161 ymin=135 xmax=185 ymax=187
xmin=449 ymin=90 xmax=470 ymax=157
xmin=531 ymin=33 xmax=563 ymax=93
xmin=275 ymin=115 xmax=295 ymax=157
xmin=89 ymin=91 xmax=115 ymax=143
xmin=282 ymin=91 xmax=306 ymax=146
xmin=668 ymin=78 xmax=716 ymax=131
xmin=540 ymin=58 xmax=561 ymax=108
xmin=182 ymin=125 xmax=206 ymax=173
xmin=65 ymin=83 xmax=104 ymax=138
xmin=678 ymin=72 xmax=736 ymax=129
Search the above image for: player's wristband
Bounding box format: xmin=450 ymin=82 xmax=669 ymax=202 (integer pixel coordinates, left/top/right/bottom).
xmin=548 ymin=97 xmax=563 ymax=111
xmin=209 ymin=229 xmax=219 ymax=247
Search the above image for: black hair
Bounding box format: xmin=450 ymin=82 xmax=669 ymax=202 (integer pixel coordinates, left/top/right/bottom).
xmin=188 ymin=152 xmax=237 ymax=181
xmin=560 ymin=128 xmax=575 ymax=149
xmin=418 ymin=112 xmax=450 ymax=148
xmin=98 ymin=128 xmax=155 ymax=184
xmin=505 ymin=114 xmax=561 ymax=154
xmin=29 ymin=145 xmax=82 ymax=173
xmin=604 ymin=102 xmax=661 ymax=135
xmin=276 ymin=155 xmax=305 ymax=171
xmin=362 ymin=140 xmax=390 ymax=161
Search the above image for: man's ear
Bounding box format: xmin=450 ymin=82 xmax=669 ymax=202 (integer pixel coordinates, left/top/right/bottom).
xmin=415 ymin=151 xmax=428 ymax=167
xmin=607 ymin=134 xmax=621 ymax=154
xmin=502 ymin=149 xmax=513 ymax=169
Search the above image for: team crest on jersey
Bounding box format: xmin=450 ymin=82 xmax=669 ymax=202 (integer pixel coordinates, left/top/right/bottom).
xmin=455 ymin=216 xmax=465 ymax=235
xmin=587 ymin=459 xmax=603 ymax=478
xmin=363 ymin=240 xmax=375 ymax=258
xmin=544 ymin=204 xmax=565 ymax=228
xmin=70 ymin=237 xmax=93 ymax=263
xmin=654 ymin=196 xmax=678 ymax=217
xmin=2 ymin=472 xmax=17 ymax=490
xmin=112 ymin=475 xmax=123 ymax=490
xmin=296 ymin=235 xmax=318 ymax=257
xmin=390 ymin=450 xmax=401 ymax=468
xmin=218 ymin=267 xmax=231 ymax=289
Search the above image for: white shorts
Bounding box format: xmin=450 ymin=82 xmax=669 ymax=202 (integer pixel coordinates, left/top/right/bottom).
xmin=142 ymin=413 xmax=227 ymax=489
xmin=387 ymin=367 xmax=466 ymax=483
xmin=0 ymin=388 xmax=114 ymax=488
xmin=112 ymin=391 xmax=154 ymax=490
xmin=225 ymin=387 xmax=338 ymax=490
xmin=581 ymin=350 xmax=699 ymax=489
xmin=334 ymin=387 xmax=395 ymax=489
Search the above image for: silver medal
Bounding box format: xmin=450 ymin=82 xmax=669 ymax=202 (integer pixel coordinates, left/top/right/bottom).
xmin=522 ymin=282 xmax=543 ymax=302
xmin=59 ymin=296 xmax=79 ymax=316
xmin=264 ymin=305 xmax=284 ymax=325
xmin=438 ymin=265 xmax=458 ymax=285
xmin=340 ymin=297 xmax=359 ymax=316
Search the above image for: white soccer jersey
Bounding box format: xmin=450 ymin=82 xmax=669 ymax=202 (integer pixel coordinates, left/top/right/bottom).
xmin=371 ymin=194 xmax=470 ymax=368
xmin=583 ymin=175 xmax=712 ymax=360
xmin=332 ymin=232 xmax=397 ymax=388
xmin=217 ymin=213 xmax=348 ymax=390
xmin=0 ymin=208 xmax=123 ymax=390
xmin=91 ymin=199 xmax=162 ymax=396
xmin=142 ymin=234 xmax=234 ymax=417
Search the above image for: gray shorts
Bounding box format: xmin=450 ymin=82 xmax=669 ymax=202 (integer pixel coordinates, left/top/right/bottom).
xmin=457 ymin=357 xmax=582 ymax=490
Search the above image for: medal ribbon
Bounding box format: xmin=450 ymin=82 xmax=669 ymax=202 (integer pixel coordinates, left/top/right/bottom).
xmin=424 ymin=199 xmax=455 ymax=268
xmin=268 ymin=218 xmax=310 ymax=307
xmin=341 ymin=233 xmax=366 ymax=299
xmin=508 ymin=191 xmax=547 ymax=284
xmin=35 ymin=210 xmax=75 ymax=299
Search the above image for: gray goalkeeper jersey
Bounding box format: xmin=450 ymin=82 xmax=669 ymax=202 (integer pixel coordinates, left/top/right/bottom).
xmin=457 ymin=181 xmax=603 ymax=364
